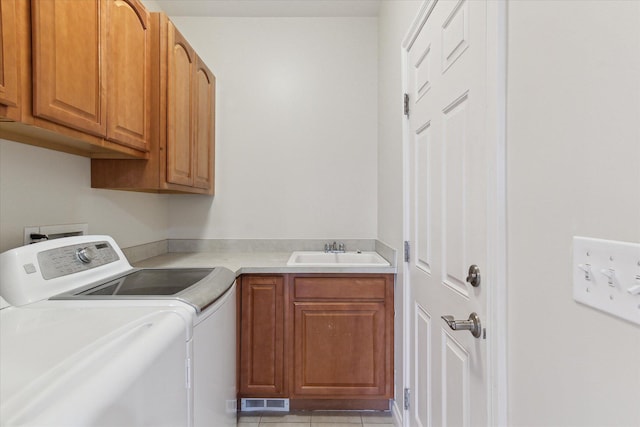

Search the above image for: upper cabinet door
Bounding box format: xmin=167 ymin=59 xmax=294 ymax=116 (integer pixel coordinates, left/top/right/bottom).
xmin=0 ymin=0 xmax=19 ymax=110
xmin=105 ymin=0 xmax=150 ymax=152
xmin=32 ymin=0 xmax=107 ymax=137
xmin=166 ymin=22 xmax=194 ymax=187
xmin=193 ymin=58 xmax=215 ymax=192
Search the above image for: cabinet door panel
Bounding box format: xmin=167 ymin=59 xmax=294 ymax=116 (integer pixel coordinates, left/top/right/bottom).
xmin=0 ymin=0 xmax=19 ymax=109
xmin=105 ymin=0 xmax=150 ymax=151
xmin=193 ymin=58 xmax=214 ymax=191
xmin=240 ymin=276 xmax=286 ymax=396
xmin=32 ymin=0 xmax=107 ymax=137
xmin=293 ymin=301 xmax=387 ymax=397
xmin=166 ymin=22 xmax=193 ymax=186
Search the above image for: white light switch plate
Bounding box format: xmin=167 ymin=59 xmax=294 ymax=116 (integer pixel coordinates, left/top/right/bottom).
xmin=573 ymin=236 xmax=640 ymax=325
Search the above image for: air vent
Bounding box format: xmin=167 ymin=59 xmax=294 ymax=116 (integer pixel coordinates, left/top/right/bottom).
xmin=240 ymin=398 xmax=289 ymax=412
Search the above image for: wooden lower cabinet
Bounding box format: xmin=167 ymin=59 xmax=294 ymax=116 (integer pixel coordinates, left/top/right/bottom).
xmin=238 ymin=275 xmax=287 ymax=397
xmin=292 ymin=301 xmax=388 ymax=398
xmin=237 ymin=273 xmax=394 ymax=410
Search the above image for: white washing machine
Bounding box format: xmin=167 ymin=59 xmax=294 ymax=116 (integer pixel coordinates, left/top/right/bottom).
xmin=0 ymin=299 xmax=193 ymax=426
xmin=0 ymin=235 xmax=237 ymax=427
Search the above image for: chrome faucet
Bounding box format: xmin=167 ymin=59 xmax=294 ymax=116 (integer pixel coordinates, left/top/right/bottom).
xmin=324 ymin=241 xmax=345 ymax=253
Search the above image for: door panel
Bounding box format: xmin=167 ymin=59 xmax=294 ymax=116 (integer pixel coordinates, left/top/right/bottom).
xmin=442 ymin=332 xmax=469 ymax=427
xmin=407 ymin=1 xmax=489 ymax=426
xmin=106 ymin=0 xmax=150 ymax=151
xmin=293 ymin=301 xmax=386 ymax=397
xmin=32 ymin=0 xmax=107 ymax=136
xmin=441 ymin=0 xmax=469 ymax=72
xmin=0 ymin=0 xmax=19 ymax=109
xmin=413 ymin=303 xmax=431 ymax=427
xmin=442 ymin=93 xmax=471 ymax=297
xmin=239 ymin=276 xmax=285 ymax=396
xmin=415 ymin=122 xmax=433 ymax=274
xmin=167 ymin=22 xmax=194 ymax=186
xmin=193 ymin=59 xmax=214 ymax=191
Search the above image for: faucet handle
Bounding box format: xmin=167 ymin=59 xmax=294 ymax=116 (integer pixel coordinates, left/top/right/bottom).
xmin=324 ymin=243 xmax=330 ymax=252
xmin=338 ymin=242 xmax=345 ymax=252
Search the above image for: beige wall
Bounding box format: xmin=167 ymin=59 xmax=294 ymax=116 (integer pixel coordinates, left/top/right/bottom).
xmin=377 ymin=0 xmax=423 ymax=422
xmin=0 ymin=141 xmax=168 ymax=252
xmin=1 ymin=15 xmax=380 ymax=252
xmin=166 ymin=17 xmax=379 ymax=240
xmin=507 ymin=1 xmax=640 ymax=425
xmin=0 ymin=0 xmax=167 ymax=254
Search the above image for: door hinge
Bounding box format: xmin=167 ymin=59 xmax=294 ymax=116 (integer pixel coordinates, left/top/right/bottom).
xmin=403 ymin=93 xmax=410 ymax=117
xmin=404 ymin=387 xmax=411 ymax=410
xmin=404 ymin=241 xmax=410 ymax=263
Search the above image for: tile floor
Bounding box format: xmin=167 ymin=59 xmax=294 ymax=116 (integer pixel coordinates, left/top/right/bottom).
xmin=237 ymin=411 xmax=396 ymax=427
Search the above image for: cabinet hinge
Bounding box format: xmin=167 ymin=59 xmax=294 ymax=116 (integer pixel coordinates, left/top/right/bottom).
xmin=404 ymin=387 xmax=411 ymax=410
xmin=404 ymin=241 xmax=410 ymax=263
xmin=403 ymin=93 xmax=410 ymax=117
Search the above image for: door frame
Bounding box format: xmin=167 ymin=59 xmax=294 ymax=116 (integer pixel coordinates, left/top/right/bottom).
xmin=400 ymin=1 xmax=508 ymax=425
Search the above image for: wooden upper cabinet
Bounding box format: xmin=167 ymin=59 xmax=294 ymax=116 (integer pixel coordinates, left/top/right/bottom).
xmin=90 ymin=12 xmax=216 ymax=194
xmin=30 ymin=0 xmax=150 ymax=152
xmin=165 ymin=20 xmax=215 ymax=193
xmin=166 ymin=22 xmax=195 ymax=187
xmin=32 ymin=0 xmax=107 ymax=137
xmin=105 ymin=0 xmax=150 ymax=152
xmin=193 ymin=58 xmax=215 ymax=191
xmin=0 ymin=0 xmax=20 ymax=115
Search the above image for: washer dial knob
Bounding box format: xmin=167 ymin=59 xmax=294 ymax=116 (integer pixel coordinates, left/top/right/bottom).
xmin=76 ymin=246 xmax=96 ymax=264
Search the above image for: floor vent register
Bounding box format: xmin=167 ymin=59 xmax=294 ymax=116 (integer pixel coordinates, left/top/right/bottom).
xmin=240 ymin=398 xmax=290 ymax=412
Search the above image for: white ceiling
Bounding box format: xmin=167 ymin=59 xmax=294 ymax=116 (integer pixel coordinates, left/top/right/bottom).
xmin=153 ymin=0 xmax=382 ymax=17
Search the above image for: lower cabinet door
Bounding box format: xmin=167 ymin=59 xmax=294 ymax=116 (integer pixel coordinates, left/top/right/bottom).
xmin=239 ymin=275 xmax=286 ymax=397
xmin=292 ymin=301 xmax=388 ymax=398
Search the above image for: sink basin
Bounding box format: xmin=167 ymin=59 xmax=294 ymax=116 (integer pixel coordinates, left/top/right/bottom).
xmin=286 ymin=251 xmax=390 ymax=267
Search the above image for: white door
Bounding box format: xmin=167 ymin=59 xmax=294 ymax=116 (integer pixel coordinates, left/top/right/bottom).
xmin=404 ymin=1 xmax=501 ymax=426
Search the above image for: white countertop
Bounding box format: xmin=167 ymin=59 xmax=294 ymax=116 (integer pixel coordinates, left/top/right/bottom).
xmin=133 ymin=251 xmax=397 ymax=275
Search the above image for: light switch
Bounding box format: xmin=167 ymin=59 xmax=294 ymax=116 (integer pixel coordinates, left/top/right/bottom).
xmin=573 ymin=236 xmax=640 ymax=325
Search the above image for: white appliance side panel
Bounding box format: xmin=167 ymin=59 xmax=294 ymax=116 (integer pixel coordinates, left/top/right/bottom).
xmin=1 ymin=308 xmax=190 ymax=427
xmin=93 ymin=326 xmax=189 ymax=427
xmin=193 ymin=284 xmax=237 ymax=427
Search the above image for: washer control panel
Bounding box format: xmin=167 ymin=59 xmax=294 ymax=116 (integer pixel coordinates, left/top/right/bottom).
xmin=37 ymin=241 xmax=120 ymax=279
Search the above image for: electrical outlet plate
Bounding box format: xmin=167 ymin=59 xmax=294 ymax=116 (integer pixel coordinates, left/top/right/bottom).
xmin=23 ymin=226 xmax=41 ymax=245
xmin=23 ymin=223 xmax=88 ymax=245
xmin=573 ymin=236 xmax=640 ymax=325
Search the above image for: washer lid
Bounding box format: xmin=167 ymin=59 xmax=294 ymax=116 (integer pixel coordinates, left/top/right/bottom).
xmin=80 ymin=269 xmax=214 ymax=296
xmin=52 ymin=267 xmax=236 ymax=314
